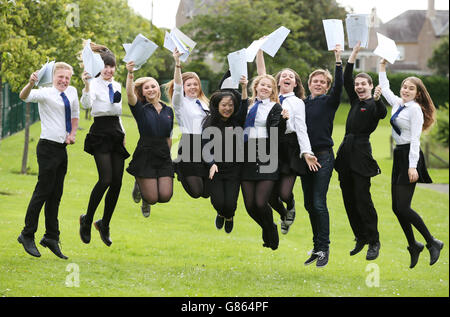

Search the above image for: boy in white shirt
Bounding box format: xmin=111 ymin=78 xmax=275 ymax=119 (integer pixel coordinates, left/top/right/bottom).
xmin=17 ymin=62 xmax=79 ymax=259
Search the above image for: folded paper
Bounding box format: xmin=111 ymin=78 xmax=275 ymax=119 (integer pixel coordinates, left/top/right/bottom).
xmin=322 ymin=19 xmax=345 ymax=51
xmin=163 ymin=28 xmax=197 ymax=62
xmin=346 ymin=14 xmax=370 ymax=48
xmin=36 ymin=60 xmax=55 ymax=87
xmin=373 ymin=32 xmax=400 ymax=64
xmin=227 ymin=49 xmax=248 ymax=86
xmin=82 ymin=39 xmax=104 ymax=80
xmin=123 ymin=34 xmax=158 ymax=70
xmin=246 ymin=26 xmax=291 ymax=62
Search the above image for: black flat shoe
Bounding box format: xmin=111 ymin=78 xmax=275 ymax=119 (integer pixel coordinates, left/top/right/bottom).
xmin=224 ymin=218 xmax=233 ymax=234
xmin=407 ymin=241 xmax=424 ymax=269
xmin=366 ymin=241 xmax=380 ymax=260
xmin=17 ymin=234 xmax=41 ymax=258
xmin=350 ymin=239 xmax=367 ymax=256
xmin=40 ymin=237 xmax=68 ymax=260
xmin=79 ymin=214 xmax=91 ymax=244
xmin=94 ymin=219 xmax=112 ymax=247
xmin=215 ymin=215 xmax=224 ymax=230
xmin=427 ymin=238 xmax=444 ymax=266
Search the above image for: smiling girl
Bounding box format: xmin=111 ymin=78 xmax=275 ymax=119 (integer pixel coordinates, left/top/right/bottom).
xmin=79 ymin=41 xmax=129 ymax=247
xmin=379 ymin=59 xmax=444 ymax=268
xmin=166 ymin=48 xmax=211 ymax=200
xmin=125 ymin=61 xmax=174 ymax=218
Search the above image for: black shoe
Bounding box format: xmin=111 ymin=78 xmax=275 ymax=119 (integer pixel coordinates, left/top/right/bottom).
xmin=224 ymin=218 xmax=234 ymax=234
xmin=79 ymin=214 xmax=91 ymax=244
xmin=304 ymin=249 xmax=319 ymax=266
xmin=316 ymin=250 xmax=329 ymax=268
xmin=427 ymin=238 xmax=444 ymax=266
xmin=366 ymin=241 xmax=381 ymax=260
xmin=141 ymin=201 xmax=151 ymax=218
xmin=39 ymin=237 xmax=68 ymax=260
xmin=407 ymin=241 xmax=424 ymax=269
xmin=17 ymin=234 xmax=41 ymax=257
xmin=350 ymin=239 xmax=367 ymax=256
xmin=94 ymin=219 xmax=112 ymax=247
xmin=269 ymin=223 xmax=279 ymax=251
xmin=215 ymin=215 xmax=224 ymax=230
xmin=132 ymin=181 xmax=141 ymax=203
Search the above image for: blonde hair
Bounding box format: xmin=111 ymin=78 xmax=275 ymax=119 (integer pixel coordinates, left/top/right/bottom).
xmin=250 ymin=74 xmax=279 ymax=104
xmin=165 ymin=72 xmax=209 ymax=105
xmin=134 ymin=77 xmax=161 ymax=103
xmin=308 ymin=69 xmax=333 ymax=89
xmin=402 ymin=77 xmax=436 ymax=131
xmin=53 ymin=62 xmax=73 ymax=76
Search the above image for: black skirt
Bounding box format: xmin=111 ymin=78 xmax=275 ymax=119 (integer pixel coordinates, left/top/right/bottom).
xmin=84 ymin=116 xmax=130 ymax=159
xmin=174 ymin=134 xmax=208 ymax=179
xmin=241 ymin=138 xmax=279 ymax=181
xmin=126 ymin=136 xmax=174 ymax=178
xmin=279 ymin=132 xmax=307 ymax=176
xmin=392 ymin=144 xmax=432 ymax=185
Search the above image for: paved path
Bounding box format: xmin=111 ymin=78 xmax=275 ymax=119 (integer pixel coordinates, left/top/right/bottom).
xmin=417 ymin=183 xmax=449 ymax=195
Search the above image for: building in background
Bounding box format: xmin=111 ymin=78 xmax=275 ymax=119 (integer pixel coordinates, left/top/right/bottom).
xmin=348 ymin=0 xmax=448 ymax=74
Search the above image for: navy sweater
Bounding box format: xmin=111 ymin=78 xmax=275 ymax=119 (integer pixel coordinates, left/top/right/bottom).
xmin=304 ymin=64 xmax=343 ymax=152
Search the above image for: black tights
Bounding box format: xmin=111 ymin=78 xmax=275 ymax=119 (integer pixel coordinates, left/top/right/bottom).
xmin=85 ymin=152 xmax=124 ymax=227
xmin=269 ymin=175 xmax=296 ymax=219
xmin=241 ymin=180 xmax=275 ymax=229
xmin=180 ymin=176 xmax=210 ymax=199
xmin=136 ymin=177 xmax=173 ymax=205
xmin=210 ymin=178 xmax=240 ymax=219
xmin=392 ymin=183 xmax=433 ymax=246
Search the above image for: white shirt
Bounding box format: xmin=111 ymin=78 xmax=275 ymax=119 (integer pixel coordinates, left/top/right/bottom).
xmin=379 ymin=72 xmax=423 ymax=168
xmin=81 ymin=77 xmax=122 ymax=116
xmin=247 ymin=98 xmax=275 ymax=139
xmin=25 ymin=86 xmax=79 ymax=144
xmin=280 ymin=92 xmax=313 ymax=156
xmin=172 ymin=83 xmax=208 ymax=134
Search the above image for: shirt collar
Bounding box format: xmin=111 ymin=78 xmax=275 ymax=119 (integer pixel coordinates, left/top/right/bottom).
xmin=404 ymin=100 xmax=416 ymax=107
xmin=280 ymin=92 xmax=295 ymax=98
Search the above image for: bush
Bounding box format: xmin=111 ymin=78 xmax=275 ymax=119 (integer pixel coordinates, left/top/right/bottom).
xmin=431 ymin=103 xmax=449 ymax=145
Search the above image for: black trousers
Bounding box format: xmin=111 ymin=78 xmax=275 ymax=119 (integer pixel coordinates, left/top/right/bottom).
xmin=210 ymin=178 xmax=240 ymax=219
xmin=339 ymin=169 xmax=379 ymax=244
xmin=21 ymin=139 xmax=68 ymax=241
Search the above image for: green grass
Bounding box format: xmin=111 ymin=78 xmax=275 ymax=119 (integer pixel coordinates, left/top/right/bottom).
xmin=0 ymin=103 xmax=448 ymax=297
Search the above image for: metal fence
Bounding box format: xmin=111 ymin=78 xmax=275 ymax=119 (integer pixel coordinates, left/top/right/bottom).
xmin=1 ymin=83 xmax=39 ymax=139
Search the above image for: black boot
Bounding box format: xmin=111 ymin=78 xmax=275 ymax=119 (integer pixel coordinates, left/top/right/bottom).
xmin=427 ymin=238 xmax=444 ymax=266
xmin=17 ymin=234 xmax=41 ymax=258
xmin=366 ymin=241 xmax=381 ymax=260
xmin=40 ymin=237 xmax=68 ymax=260
xmin=350 ymin=239 xmax=367 ymax=256
xmin=407 ymin=241 xmax=424 ymax=269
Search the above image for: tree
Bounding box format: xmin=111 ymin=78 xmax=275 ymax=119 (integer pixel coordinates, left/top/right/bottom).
xmin=428 ymin=35 xmax=449 ymax=77
xmin=181 ymin=0 xmax=347 ymax=80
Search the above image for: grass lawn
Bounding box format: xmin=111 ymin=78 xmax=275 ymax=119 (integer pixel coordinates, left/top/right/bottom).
xmin=0 ymin=101 xmax=448 ymax=298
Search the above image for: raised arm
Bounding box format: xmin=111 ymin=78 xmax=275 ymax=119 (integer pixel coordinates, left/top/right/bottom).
xmin=125 ymin=61 xmax=137 ymax=106
xmin=344 ymin=42 xmax=360 ymax=102
xmin=255 ymin=49 xmax=266 ymax=76
xmin=328 ymin=44 xmax=343 ymax=106
xmin=19 ymin=71 xmax=38 ymax=100
xmin=173 ymin=48 xmax=182 ymax=86
xmin=378 ymin=59 xmax=401 ymax=107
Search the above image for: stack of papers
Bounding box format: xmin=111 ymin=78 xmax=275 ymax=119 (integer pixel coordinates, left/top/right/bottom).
xmin=345 ymin=14 xmax=370 ymax=48
xmin=164 ymin=28 xmax=197 ymax=62
xmin=227 ymin=49 xmax=248 ymax=89
xmin=245 ymin=26 xmax=290 ymax=62
xmin=322 ymin=19 xmax=345 ymax=51
xmin=123 ymin=33 xmax=158 ymax=71
xmin=373 ymin=32 xmax=400 ymax=64
xmin=82 ymin=39 xmax=104 ymax=80
xmin=35 ymin=60 xmax=55 ymax=87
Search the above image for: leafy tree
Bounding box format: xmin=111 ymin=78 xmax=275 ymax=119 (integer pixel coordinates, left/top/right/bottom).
xmin=428 ymin=35 xmax=449 ymax=77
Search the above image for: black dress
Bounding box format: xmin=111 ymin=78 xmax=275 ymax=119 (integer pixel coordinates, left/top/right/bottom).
xmin=126 ymin=100 xmax=174 ymax=178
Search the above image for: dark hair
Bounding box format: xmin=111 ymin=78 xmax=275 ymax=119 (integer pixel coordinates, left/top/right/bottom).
xmin=355 ymin=72 xmax=373 ymax=85
xmin=89 ymin=42 xmax=116 ymax=70
xmin=202 ymin=90 xmax=238 ymax=129
xmin=275 ymin=68 xmax=305 ymax=99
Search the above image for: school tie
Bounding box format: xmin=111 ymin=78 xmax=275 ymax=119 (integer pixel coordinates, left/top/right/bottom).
xmin=243 ymin=100 xmax=262 ymax=142
xmin=390 ymin=105 xmax=406 ymax=136
xmin=60 ymin=92 xmax=72 ymax=133
xmin=196 ymin=100 xmax=209 ymax=114
xmin=108 ymin=83 xmax=114 ymax=103
xmin=279 ymin=95 xmax=286 ymax=104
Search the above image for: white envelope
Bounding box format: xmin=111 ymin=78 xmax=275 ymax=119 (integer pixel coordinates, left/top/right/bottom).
xmin=227 ymin=49 xmax=248 ymax=86
xmin=163 ymin=28 xmax=197 ymax=62
xmin=246 ymin=26 xmax=291 ymax=62
xmin=36 ymin=60 xmax=55 ymax=87
xmin=322 ymin=19 xmax=345 ymax=51
xmin=373 ymin=32 xmax=400 ymax=64
xmin=346 ymin=14 xmax=369 ymax=48
xmin=123 ymin=33 xmax=158 ymax=70
xmin=82 ymin=39 xmax=104 ymax=80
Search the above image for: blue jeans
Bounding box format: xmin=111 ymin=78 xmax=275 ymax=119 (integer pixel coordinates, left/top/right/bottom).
xmin=300 ymin=149 xmax=334 ymax=252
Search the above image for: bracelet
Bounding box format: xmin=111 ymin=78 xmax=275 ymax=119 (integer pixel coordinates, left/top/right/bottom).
xmin=336 ymin=62 xmax=342 ymax=65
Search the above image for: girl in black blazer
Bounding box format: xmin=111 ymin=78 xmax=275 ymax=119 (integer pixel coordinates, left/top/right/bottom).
xmin=241 ymin=74 xmax=288 ymax=250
